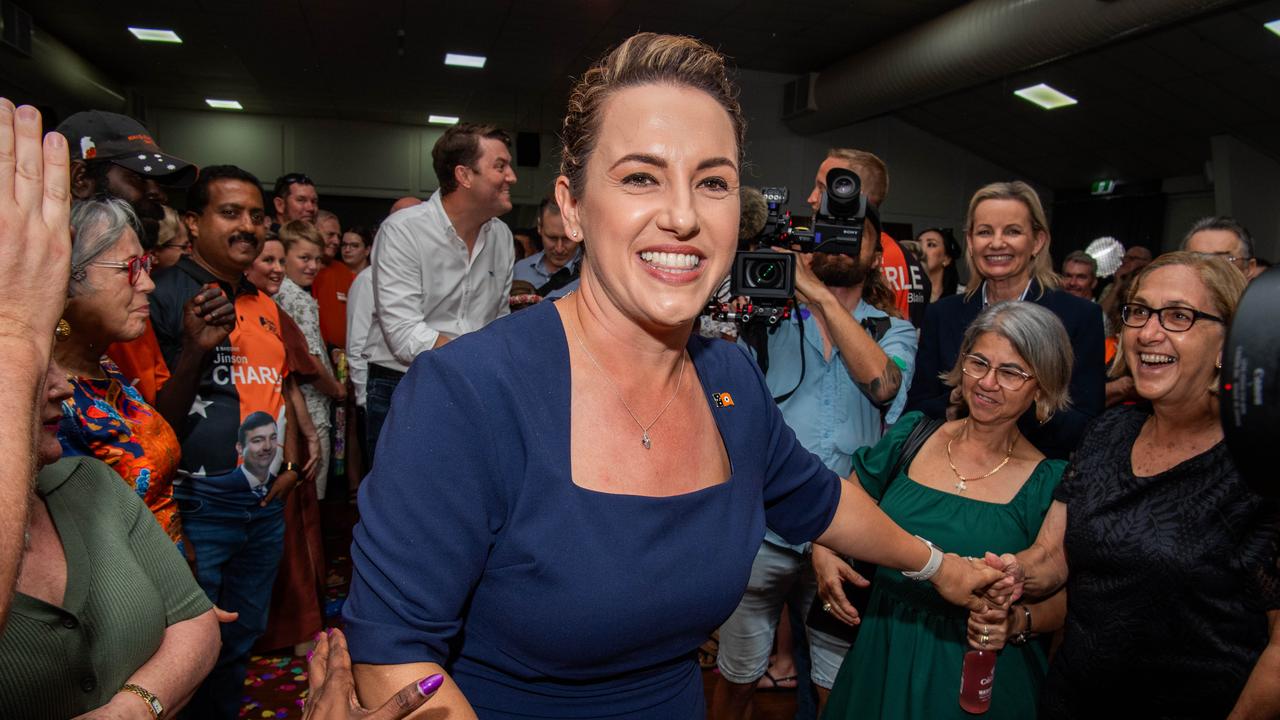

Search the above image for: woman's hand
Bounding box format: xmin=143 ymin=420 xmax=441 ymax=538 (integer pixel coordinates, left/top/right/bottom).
xmin=261 ymin=469 xmax=298 ymax=507
xmin=930 ymin=554 xmax=1008 ymax=612
xmin=303 ymin=433 xmax=322 ymax=482
xmin=811 ymin=544 xmax=868 ymax=627
xmin=305 ymin=629 xmax=443 ymax=720
xmin=0 ymin=101 xmax=70 ymax=348
xmin=967 ymin=603 xmax=1012 ymax=651
xmin=981 ymin=551 xmax=1025 ymax=604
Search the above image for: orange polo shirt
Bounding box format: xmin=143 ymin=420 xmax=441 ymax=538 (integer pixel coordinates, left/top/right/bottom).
xmin=312 ymin=262 xmax=355 ymax=348
xmin=105 ymin=319 xmax=171 ymax=405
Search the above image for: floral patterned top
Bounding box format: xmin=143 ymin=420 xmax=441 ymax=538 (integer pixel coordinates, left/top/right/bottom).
xmin=57 ymin=358 xmax=185 ymax=552
xmin=276 ymin=277 xmax=333 ymax=428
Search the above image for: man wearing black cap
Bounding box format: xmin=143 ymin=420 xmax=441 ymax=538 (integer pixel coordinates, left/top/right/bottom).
xmin=56 ymin=111 xmax=201 ymax=404
xmin=56 ymin=110 xmax=197 ymax=249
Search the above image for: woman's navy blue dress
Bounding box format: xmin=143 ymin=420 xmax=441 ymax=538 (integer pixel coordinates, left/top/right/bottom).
xmin=343 ymin=301 xmax=842 ymax=718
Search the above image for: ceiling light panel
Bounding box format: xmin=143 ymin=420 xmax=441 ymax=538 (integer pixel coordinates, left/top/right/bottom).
xmin=205 ymin=99 xmax=243 ymax=110
xmin=444 ymin=53 xmax=486 ymax=68
xmin=128 ymin=27 xmax=183 ymax=43
xmin=429 ymin=115 xmax=460 ymax=125
xmin=1266 ymin=19 xmax=1280 ymax=37
xmin=1014 ymin=83 xmax=1078 ymax=110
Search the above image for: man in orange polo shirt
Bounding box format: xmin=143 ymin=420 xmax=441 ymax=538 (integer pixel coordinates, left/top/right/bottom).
xmin=311 ymin=211 xmax=354 ymax=350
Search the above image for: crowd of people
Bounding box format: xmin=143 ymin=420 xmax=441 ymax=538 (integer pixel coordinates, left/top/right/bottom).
xmin=0 ymin=29 xmax=1276 ymax=720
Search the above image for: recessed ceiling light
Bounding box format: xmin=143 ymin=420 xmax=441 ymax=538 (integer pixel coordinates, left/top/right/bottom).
xmin=429 ymin=115 xmax=460 ymax=125
xmin=1265 ymin=19 xmax=1280 ymax=37
xmin=205 ymin=99 xmax=243 ymax=110
xmin=444 ymin=53 xmax=486 ymax=69
xmin=128 ymin=27 xmax=183 ymax=43
xmin=1014 ymin=83 xmax=1078 ymax=110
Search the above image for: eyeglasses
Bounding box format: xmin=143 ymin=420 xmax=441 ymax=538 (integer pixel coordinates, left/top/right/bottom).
xmin=91 ymin=254 xmax=154 ymax=285
xmin=1121 ymin=303 xmax=1224 ymax=333
xmin=275 ymin=173 xmax=314 ymax=196
xmin=1192 ymin=251 xmax=1248 ymax=267
xmin=961 ymin=354 xmax=1035 ymax=391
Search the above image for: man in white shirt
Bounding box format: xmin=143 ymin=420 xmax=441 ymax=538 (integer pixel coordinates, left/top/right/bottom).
xmin=364 ymin=123 xmax=517 ymax=453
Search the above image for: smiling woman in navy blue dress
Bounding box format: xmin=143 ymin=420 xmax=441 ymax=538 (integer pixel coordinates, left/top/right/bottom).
xmin=342 ymin=33 xmax=1004 ymax=720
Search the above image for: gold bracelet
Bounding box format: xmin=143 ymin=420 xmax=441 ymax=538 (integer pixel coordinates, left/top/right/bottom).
xmin=119 ymin=683 xmax=164 ymax=719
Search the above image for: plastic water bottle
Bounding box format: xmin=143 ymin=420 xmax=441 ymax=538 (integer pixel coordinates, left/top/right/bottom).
xmin=959 ymin=649 xmax=996 ymax=714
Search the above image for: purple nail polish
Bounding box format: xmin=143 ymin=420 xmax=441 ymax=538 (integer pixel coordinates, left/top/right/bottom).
xmin=417 ymin=674 xmax=444 ymax=697
xmin=306 ymin=650 xmax=314 ymax=663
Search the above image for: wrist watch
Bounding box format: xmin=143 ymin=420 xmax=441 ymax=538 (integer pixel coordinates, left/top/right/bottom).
xmin=901 ymin=536 xmax=944 ymax=581
xmin=120 ymin=683 xmax=163 ymax=719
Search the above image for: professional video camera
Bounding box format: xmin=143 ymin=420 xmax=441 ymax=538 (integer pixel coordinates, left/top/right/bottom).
xmin=1220 ymin=267 xmax=1278 ymax=497
xmin=708 ymin=168 xmax=875 ymax=326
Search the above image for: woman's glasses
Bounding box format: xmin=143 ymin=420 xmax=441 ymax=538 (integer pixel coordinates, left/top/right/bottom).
xmin=91 ymin=254 xmax=154 ymax=285
xmin=1121 ymin=303 xmax=1224 ymax=333
xmin=960 ymin=354 xmax=1034 ymax=391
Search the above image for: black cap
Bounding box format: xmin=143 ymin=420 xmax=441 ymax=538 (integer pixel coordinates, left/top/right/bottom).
xmin=55 ymin=110 xmax=198 ymax=186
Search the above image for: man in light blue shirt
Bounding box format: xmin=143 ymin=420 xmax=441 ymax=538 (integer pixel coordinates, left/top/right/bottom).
xmin=512 ymin=195 xmax=581 ymax=299
xmin=713 ymin=220 xmax=916 ymax=718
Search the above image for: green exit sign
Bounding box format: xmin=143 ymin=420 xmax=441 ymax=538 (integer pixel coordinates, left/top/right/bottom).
xmin=1091 ymin=180 xmax=1117 ymax=195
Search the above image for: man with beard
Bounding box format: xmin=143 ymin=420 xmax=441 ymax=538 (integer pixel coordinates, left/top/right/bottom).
xmin=711 ymin=219 xmax=916 ymax=720
xmin=363 ymin=123 xmax=515 ymax=455
xmin=271 ymin=172 xmax=319 ymax=231
xmin=149 ymin=166 xmax=300 ymax=720
xmin=57 ymin=110 xmax=199 ymax=402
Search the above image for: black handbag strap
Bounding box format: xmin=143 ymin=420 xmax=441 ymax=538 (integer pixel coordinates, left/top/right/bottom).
xmin=883 ymin=415 xmax=945 ymax=495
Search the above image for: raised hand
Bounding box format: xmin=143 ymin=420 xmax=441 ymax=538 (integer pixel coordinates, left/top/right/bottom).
xmin=181 ymin=283 xmax=234 ymax=352
xmin=0 ymin=100 xmax=70 ymax=350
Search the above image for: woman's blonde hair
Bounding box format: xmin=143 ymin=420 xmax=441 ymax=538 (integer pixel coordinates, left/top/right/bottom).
xmin=157 ymin=205 xmax=183 ymax=248
xmin=560 ymin=33 xmax=745 ymax=198
xmin=963 ymin=181 xmax=1058 ymax=301
xmin=1108 ymin=250 xmax=1247 ymax=381
xmin=278 ymin=220 xmax=324 ymax=253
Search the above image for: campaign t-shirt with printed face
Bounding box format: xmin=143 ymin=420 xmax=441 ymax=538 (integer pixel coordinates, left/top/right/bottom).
xmin=879 ymin=232 xmax=930 ymax=328
xmin=149 ymin=257 xmax=290 ymax=504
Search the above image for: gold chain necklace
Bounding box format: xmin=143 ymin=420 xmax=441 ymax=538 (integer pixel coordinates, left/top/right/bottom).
xmin=945 ymin=420 xmax=1016 ymax=492
xmin=568 ymin=316 xmax=686 ymax=450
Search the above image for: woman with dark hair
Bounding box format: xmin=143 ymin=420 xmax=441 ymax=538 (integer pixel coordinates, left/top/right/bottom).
xmin=917 ymin=227 xmax=961 ymax=302
xmin=908 ymin=183 xmax=1105 ymax=460
xmin=991 ymin=252 xmax=1280 ymax=718
xmin=343 ymin=32 xmax=1001 ymax=719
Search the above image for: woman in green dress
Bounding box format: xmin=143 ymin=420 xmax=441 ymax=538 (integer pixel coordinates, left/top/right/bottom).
xmin=819 ymin=301 xmax=1073 ymax=720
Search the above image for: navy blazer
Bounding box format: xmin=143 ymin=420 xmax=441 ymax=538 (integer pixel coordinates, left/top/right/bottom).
xmin=906 ymin=280 xmax=1105 ymax=460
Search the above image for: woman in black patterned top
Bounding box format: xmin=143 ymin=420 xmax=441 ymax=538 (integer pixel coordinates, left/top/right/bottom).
xmin=988 ymin=252 xmax=1280 ymax=718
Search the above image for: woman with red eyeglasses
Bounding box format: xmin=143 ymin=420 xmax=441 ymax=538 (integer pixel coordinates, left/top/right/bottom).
xmin=55 ymin=197 xmax=191 ymax=555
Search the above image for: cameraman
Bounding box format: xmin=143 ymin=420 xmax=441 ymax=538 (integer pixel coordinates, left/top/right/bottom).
xmin=711 ymin=216 xmax=916 ymax=720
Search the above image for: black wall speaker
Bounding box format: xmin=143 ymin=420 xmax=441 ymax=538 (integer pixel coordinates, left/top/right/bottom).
xmin=516 ymin=131 xmax=541 ymax=168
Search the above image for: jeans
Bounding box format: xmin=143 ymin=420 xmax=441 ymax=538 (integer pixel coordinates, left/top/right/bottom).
xmin=365 ymin=364 xmax=405 ymax=462
xmin=178 ymin=493 xmax=286 ymax=720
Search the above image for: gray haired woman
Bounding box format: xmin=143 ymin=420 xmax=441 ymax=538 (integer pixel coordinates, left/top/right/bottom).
xmin=55 ymin=197 xmax=187 ymax=548
xmin=817 ymin=301 xmax=1072 ymax=720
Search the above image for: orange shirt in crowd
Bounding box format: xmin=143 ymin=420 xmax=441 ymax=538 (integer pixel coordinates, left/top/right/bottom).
xmin=878 ymin=232 xmax=929 ymax=327
xmin=106 ymin=319 xmax=171 ymax=405
xmin=312 ymin=262 xmax=355 ymax=348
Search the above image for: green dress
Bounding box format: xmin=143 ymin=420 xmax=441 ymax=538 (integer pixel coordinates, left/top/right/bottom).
xmin=822 ymin=412 xmax=1064 ymax=720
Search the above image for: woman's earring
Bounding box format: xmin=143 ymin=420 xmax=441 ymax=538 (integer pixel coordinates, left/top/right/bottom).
xmin=55 ymin=319 xmax=71 ymax=341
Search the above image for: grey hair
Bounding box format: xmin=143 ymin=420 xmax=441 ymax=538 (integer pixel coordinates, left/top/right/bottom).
xmin=942 ymin=301 xmax=1073 ymax=422
xmin=1182 ymin=216 xmax=1254 ymax=259
xmin=69 ymin=198 xmax=142 ymax=296
xmin=316 ymin=209 xmax=339 ymax=227
xmin=1063 ymin=250 xmax=1097 ymax=275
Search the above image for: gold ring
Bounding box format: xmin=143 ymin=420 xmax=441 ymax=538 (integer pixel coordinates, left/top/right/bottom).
xmin=981 ymin=633 xmax=990 ymax=646
xmin=822 ymin=602 xmax=832 ymax=613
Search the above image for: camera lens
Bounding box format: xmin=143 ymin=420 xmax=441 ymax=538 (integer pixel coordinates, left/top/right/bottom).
xmin=747 ymin=260 xmax=783 ymax=288
xmin=831 ymin=175 xmax=857 ymax=200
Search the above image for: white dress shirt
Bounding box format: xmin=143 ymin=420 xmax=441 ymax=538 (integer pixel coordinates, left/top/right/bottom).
xmin=365 ymin=190 xmax=513 ymax=372
xmin=345 ymin=266 xmax=374 ymax=407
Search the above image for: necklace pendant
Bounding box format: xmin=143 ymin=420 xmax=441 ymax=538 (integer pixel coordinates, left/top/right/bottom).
xmin=955 ymin=479 xmax=967 ymax=492
xmin=642 ymin=431 xmax=651 ymax=450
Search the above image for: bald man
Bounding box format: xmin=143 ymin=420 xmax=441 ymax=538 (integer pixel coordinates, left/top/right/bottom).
xmin=389 ymin=196 xmax=422 ymax=215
